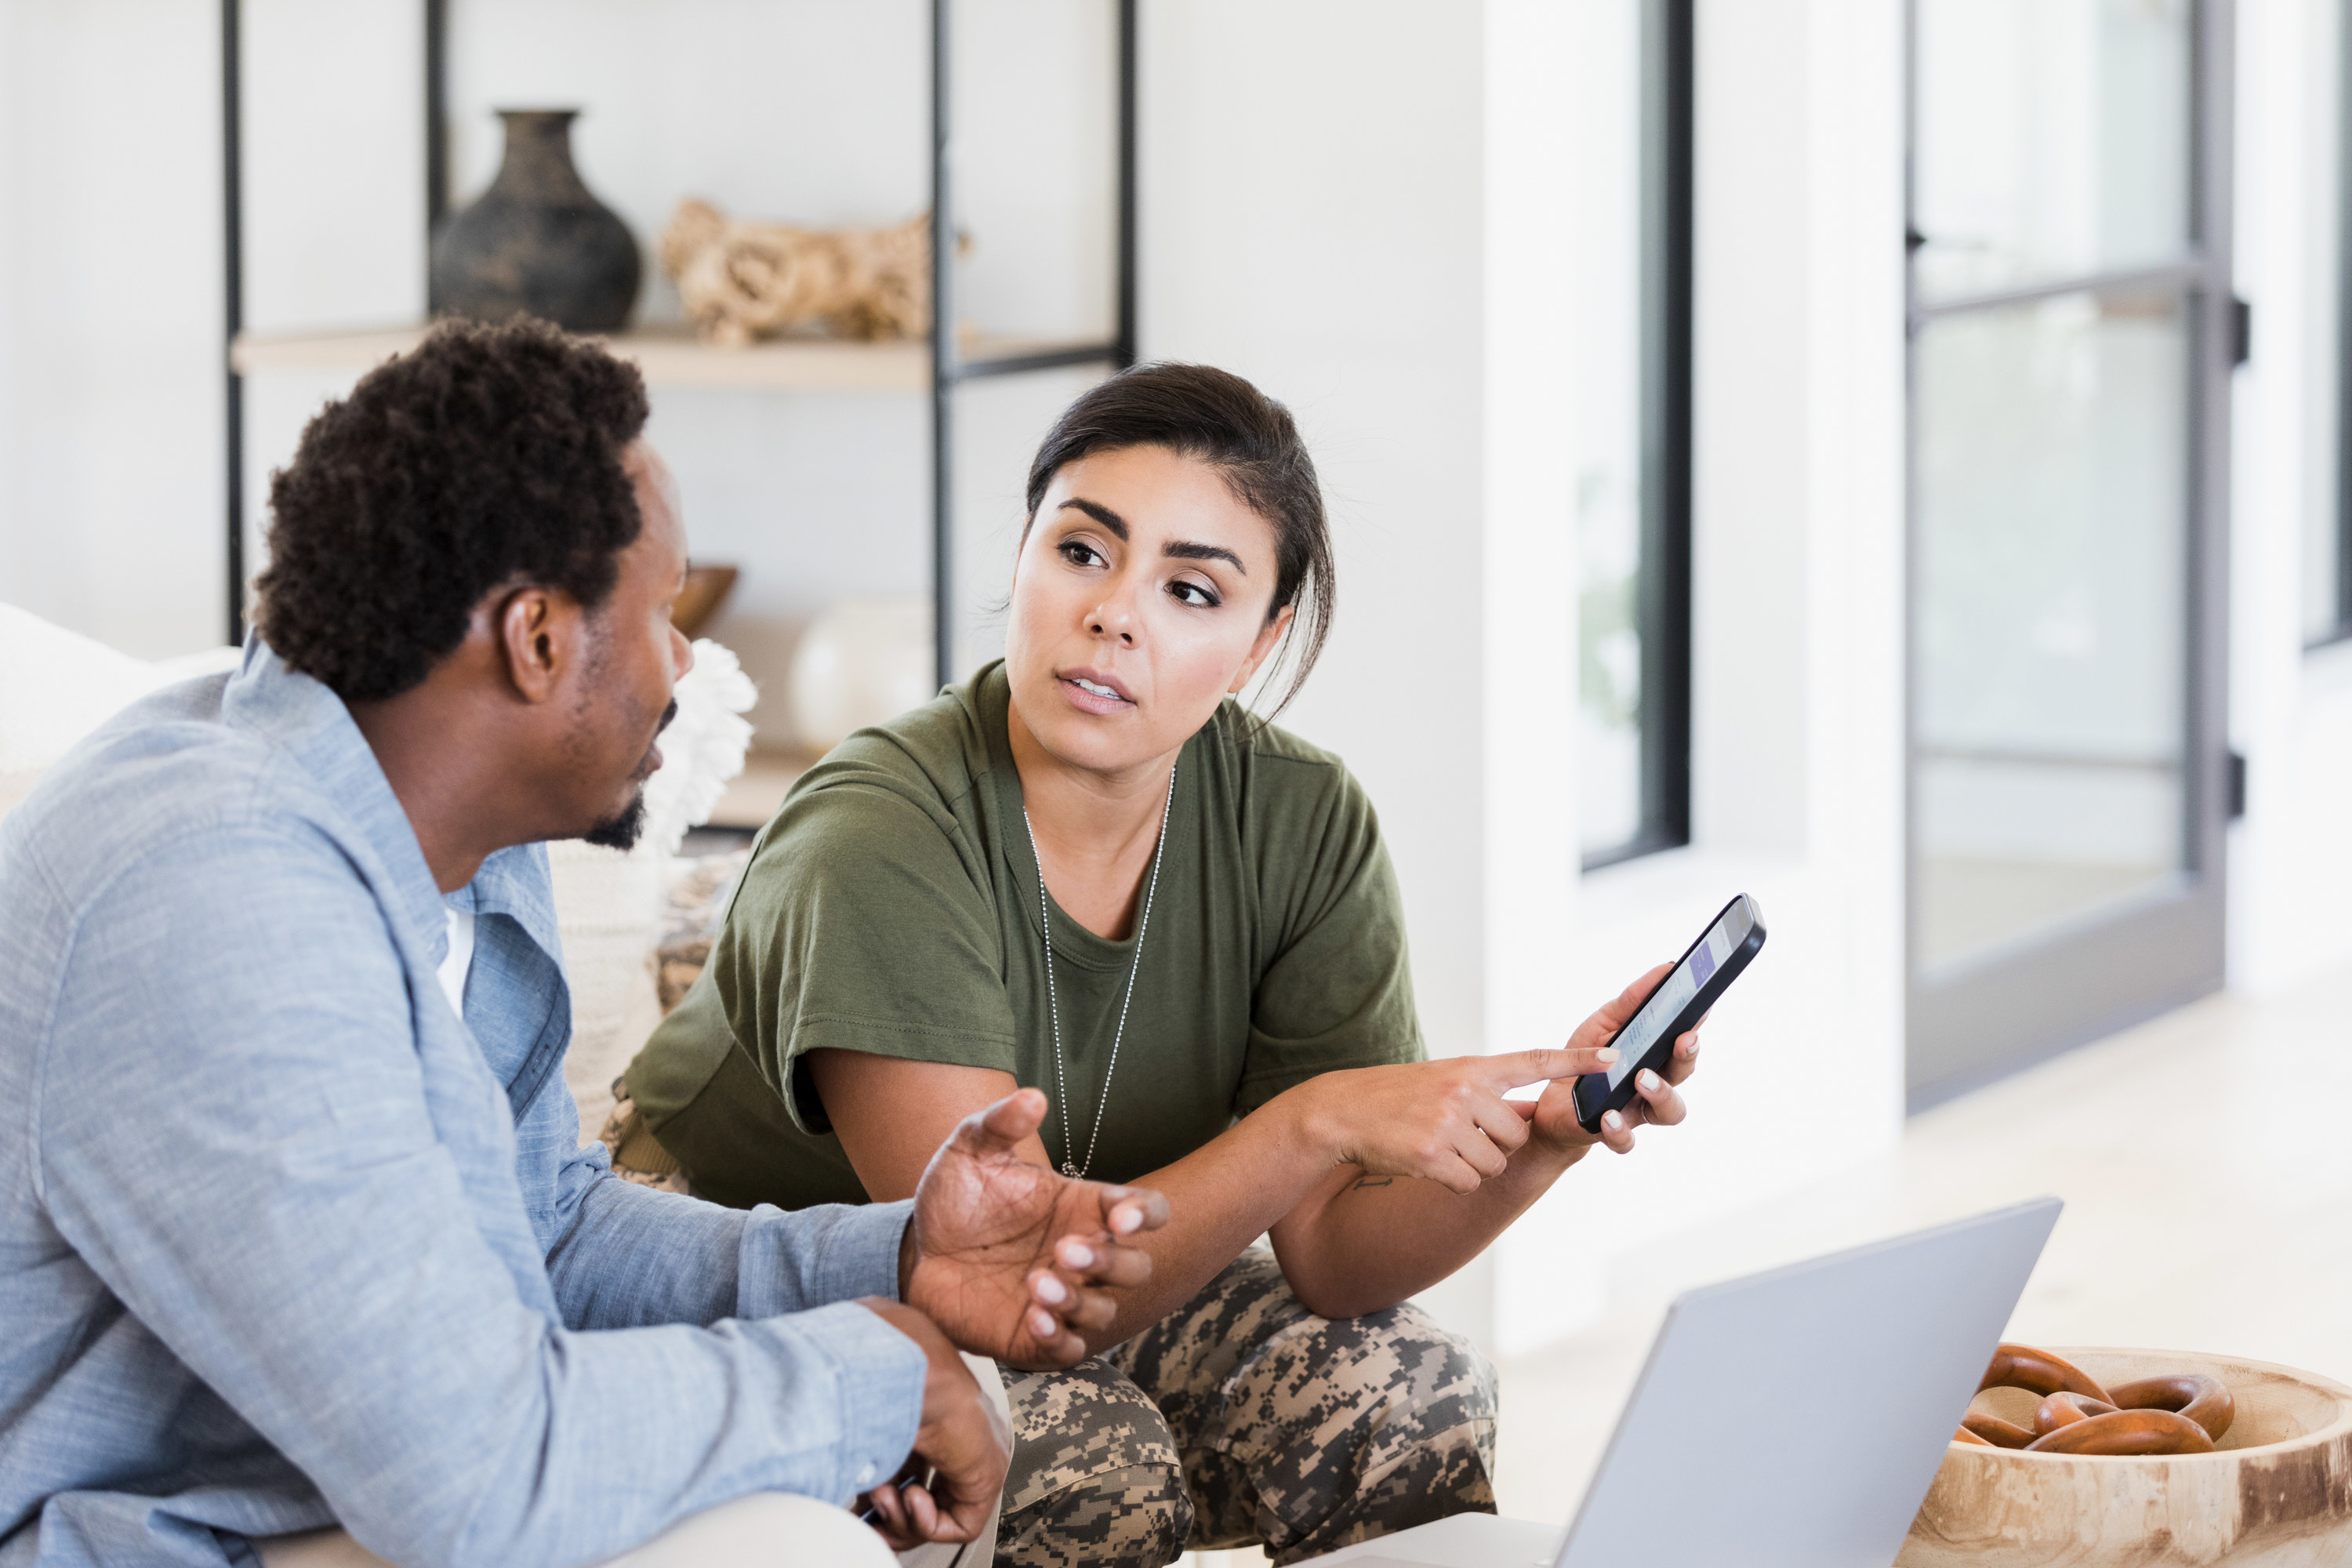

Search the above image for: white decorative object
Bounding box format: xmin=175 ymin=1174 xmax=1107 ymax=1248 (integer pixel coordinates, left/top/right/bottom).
xmin=641 ymin=637 xmax=758 ymax=855
xmin=788 ymin=597 xmax=935 ymax=753
xmin=551 ymin=637 xmax=759 ymax=1138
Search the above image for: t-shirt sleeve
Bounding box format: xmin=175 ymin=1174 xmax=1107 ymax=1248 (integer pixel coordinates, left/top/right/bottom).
xmin=709 ymin=769 xmax=1018 ymax=1137
xmin=1235 ymin=757 xmax=1425 ymax=1115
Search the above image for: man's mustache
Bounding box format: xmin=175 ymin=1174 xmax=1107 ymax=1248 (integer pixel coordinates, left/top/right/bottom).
xmin=630 ymin=700 xmax=681 ymax=785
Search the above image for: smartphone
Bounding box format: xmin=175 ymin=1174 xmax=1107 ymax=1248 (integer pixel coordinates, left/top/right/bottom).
xmin=1573 ymin=893 xmax=1766 ymax=1134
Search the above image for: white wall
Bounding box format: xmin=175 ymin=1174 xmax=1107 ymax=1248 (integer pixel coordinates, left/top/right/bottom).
xmin=0 ymin=0 xmax=225 ymax=659
xmin=1486 ymin=0 xmax=1911 ymax=1355
xmin=2227 ymin=0 xmax=2352 ymax=996
xmin=1139 ymin=0 xmax=1487 ymax=1059
xmin=1137 ymin=0 xmax=1494 ymax=1336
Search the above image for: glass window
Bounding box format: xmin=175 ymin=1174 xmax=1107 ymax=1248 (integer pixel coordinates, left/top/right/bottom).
xmin=1911 ymin=0 xmax=2199 ymax=974
xmin=1914 ymin=288 xmax=2191 ymax=967
xmin=1572 ymin=0 xmax=1692 ymax=869
xmin=1911 ymin=0 xmax=2191 ymax=307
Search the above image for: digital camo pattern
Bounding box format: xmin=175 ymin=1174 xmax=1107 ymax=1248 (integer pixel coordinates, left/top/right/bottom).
xmin=998 ymin=1359 xmax=1189 ymax=1564
xmin=997 ymin=1248 xmax=1497 ymax=1568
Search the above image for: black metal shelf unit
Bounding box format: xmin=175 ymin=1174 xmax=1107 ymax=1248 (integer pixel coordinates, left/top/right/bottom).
xmin=222 ymin=0 xmax=1139 ymax=688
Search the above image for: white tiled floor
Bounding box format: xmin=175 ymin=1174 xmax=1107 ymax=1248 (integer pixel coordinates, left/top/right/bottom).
xmin=1186 ymin=958 xmax=2352 ymax=1565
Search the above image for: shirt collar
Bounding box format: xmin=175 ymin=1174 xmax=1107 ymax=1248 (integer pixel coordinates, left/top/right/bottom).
xmin=220 ymin=637 xmax=453 ymax=963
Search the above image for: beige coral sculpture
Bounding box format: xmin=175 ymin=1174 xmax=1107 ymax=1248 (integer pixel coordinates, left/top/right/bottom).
xmin=659 ymin=198 xmax=959 ymax=347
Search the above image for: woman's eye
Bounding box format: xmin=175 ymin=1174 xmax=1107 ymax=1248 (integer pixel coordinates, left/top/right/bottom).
xmin=1170 ymin=580 xmax=1221 ymax=608
xmin=1058 ymin=539 xmax=1105 ymax=568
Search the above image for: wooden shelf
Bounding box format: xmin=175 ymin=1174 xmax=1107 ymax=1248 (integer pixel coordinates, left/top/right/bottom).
xmin=230 ymin=324 xmax=1115 ymax=392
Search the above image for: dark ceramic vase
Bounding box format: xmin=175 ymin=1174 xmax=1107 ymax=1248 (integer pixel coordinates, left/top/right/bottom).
xmin=430 ymin=110 xmax=641 ymax=332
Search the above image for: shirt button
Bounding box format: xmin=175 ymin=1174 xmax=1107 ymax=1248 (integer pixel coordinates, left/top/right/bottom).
xmin=856 ymin=1463 xmax=877 ymax=1486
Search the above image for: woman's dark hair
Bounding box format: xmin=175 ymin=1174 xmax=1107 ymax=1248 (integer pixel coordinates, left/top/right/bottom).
xmin=1024 ymin=361 xmax=1334 ymax=724
xmin=254 ymin=317 xmax=650 ymax=703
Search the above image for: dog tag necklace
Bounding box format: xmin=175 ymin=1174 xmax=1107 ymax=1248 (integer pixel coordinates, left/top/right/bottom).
xmin=1023 ymin=764 xmax=1175 ymax=1180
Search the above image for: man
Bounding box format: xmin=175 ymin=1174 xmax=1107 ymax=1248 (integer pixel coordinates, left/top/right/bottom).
xmin=0 ymin=318 xmax=1166 ymax=1568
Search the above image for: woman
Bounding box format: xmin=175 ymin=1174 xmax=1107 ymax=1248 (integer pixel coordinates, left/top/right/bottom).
xmin=621 ymin=364 xmax=1699 ymax=1567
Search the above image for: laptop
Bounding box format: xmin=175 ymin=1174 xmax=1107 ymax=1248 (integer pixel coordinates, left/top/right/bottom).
xmin=1304 ymin=1197 xmax=2062 ymax=1568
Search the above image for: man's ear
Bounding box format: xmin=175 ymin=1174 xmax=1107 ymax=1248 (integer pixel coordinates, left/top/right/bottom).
xmin=495 ymin=586 xmax=583 ymax=704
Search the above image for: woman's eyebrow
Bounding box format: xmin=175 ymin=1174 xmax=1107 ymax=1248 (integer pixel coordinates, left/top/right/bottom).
xmin=1165 ymin=540 xmax=1246 ymax=572
xmin=1058 ymin=497 xmax=1130 ymax=539
xmin=1058 ymin=496 xmax=1245 ymax=572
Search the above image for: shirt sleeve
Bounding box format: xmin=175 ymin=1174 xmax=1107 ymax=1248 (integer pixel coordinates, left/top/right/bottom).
xmin=708 ymin=769 xmax=1021 ymax=1135
xmin=33 ymin=826 xmax=925 ymax=1568
xmin=508 ymin=978 xmax=913 ymax=1331
xmin=541 ymin=1153 xmax=915 ymax=1329
xmin=1235 ymin=757 xmax=1427 ymax=1115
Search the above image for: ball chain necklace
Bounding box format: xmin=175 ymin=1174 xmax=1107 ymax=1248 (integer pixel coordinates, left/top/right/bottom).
xmin=1022 ymin=763 xmax=1176 ymax=1180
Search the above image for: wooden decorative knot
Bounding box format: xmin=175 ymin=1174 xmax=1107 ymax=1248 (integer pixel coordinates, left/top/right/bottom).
xmin=658 ymin=199 xmax=967 ymax=347
xmin=1953 ymin=1344 xmax=2235 ymax=1457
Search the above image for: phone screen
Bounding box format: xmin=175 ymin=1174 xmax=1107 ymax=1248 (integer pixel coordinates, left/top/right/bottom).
xmin=1602 ymin=898 xmax=1754 ymax=1090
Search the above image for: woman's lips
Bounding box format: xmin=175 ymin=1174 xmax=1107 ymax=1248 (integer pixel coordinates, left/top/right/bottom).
xmin=1059 ymin=675 xmax=1133 ymax=716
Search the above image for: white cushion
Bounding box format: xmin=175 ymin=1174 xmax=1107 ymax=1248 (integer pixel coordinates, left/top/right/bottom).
xmin=0 ymin=604 xmax=240 ymax=817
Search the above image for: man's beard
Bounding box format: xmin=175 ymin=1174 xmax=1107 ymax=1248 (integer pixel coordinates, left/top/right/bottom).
xmin=574 ymin=697 xmax=677 ymax=852
xmin=580 ymin=791 xmax=648 ymax=851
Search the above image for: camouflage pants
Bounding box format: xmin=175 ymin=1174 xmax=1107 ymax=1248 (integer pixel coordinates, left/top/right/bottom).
xmin=997 ymin=1248 xmax=1497 ymax=1568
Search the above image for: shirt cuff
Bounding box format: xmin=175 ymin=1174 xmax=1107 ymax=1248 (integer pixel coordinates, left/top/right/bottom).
xmin=775 ymin=1298 xmax=930 ymax=1501
xmin=737 ymin=1198 xmax=913 ymax=1319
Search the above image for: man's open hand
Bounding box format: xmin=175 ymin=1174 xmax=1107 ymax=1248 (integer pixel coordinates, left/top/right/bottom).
xmin=901 ymin=1088 xmax=1169 ymax=1370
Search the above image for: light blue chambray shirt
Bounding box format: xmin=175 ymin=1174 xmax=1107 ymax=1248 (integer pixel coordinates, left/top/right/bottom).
xmin=0 ymin=642 xmax=927 ymax=1568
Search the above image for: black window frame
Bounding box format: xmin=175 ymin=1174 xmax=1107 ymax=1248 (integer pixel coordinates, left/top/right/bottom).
xmin=1581 ymin=0 xmax=1695 ymax=873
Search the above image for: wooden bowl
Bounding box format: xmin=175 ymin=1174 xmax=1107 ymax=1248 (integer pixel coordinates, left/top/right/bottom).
xmin=671 ymin=564 xmax=739 ymax=639
xmin=1899 ymin=1348 xmax=2352 ymax=1566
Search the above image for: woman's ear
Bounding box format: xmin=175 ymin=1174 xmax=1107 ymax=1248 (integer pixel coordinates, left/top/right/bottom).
xmin=1229 ymin=602 xmax=1297 ymax=695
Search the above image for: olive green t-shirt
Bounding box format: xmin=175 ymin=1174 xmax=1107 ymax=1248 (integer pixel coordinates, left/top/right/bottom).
xmin=626 ymin=660 xmax=1423 ymax=1210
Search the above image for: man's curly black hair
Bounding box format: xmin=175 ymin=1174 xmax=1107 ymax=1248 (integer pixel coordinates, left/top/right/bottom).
xmin=253 ymin=318 xmax=650 ymax=703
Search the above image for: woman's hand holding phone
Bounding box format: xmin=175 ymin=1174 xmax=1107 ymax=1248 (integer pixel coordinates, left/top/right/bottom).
xmin=1297 ymin=971 xmax=1700 ymax=1192
xmin=1523 ymin=962 xmax=1700 ymax=1156
xmin=1298 ymin=1051 xmax=1595 ymax=1193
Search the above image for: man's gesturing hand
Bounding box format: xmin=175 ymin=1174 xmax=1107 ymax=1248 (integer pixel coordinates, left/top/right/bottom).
xmin=901 ymin=1087 xmax=1170 ymax=1370
xmin=854 ymin=1301 xmax=1006 ymax=1550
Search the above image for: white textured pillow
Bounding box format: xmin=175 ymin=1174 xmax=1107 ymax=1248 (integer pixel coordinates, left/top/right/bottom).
xmin=0 ymin=604 xmax=241 ymax=818
xmin=548 ymin=839 xmax=670 ymax=1141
